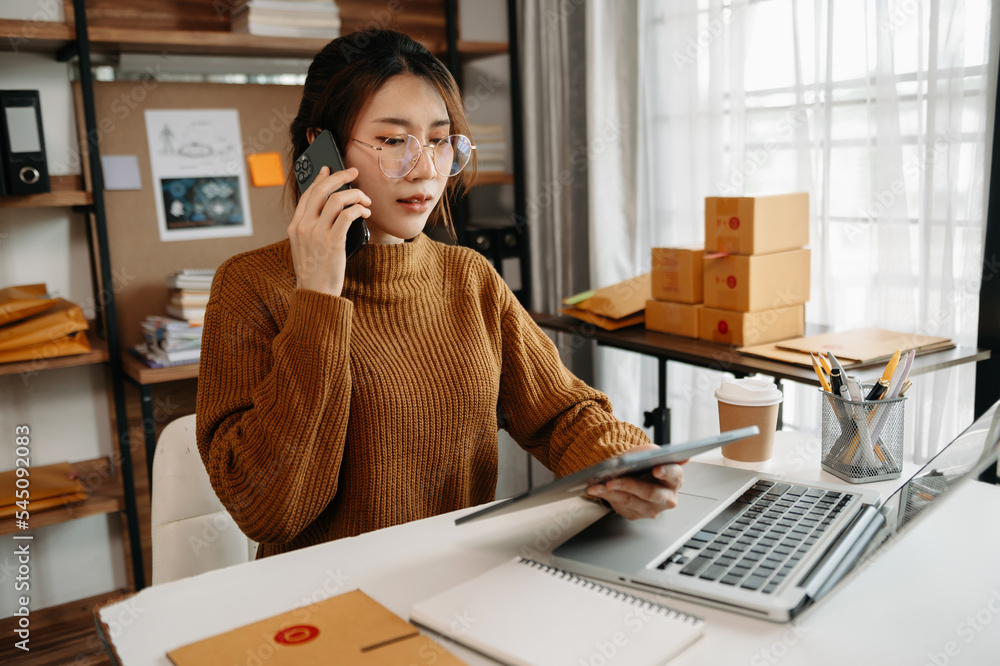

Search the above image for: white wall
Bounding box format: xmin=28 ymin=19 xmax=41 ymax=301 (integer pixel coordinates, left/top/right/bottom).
xmin=0 ymin=5 xmax=124 ymax=615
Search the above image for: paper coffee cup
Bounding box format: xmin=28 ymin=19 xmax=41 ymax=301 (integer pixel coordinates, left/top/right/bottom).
xmin=715 ymin=378 xmax=783 ymax=463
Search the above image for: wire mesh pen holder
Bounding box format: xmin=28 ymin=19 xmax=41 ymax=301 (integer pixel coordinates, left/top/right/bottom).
xmin=820 ymin=392 xmax=905 ymax=483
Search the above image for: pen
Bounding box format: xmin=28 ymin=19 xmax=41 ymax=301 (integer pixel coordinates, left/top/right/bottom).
xmin=810 ymin=352 xmax=832 ymax=392
xmin=845 ymin=375 xmax=863 ymax=401
xmin=829 ymin=368 xmax=845 ymax=397
xmin=827 ymin=351 xmax=847 ymax=378
xmin=880 ymin=349 xmax=902 ymax=385
xmin=899 ymin=379 xmax=913 ymax=396
xmin=865 ymin=379 xmax=889 ymax=401
xmin=887 ymin=349 xmax=915 ymax=398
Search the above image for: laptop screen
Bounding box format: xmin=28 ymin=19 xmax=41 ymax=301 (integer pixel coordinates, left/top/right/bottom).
xmin=868 ymin=401 xmax=1000 ymax=550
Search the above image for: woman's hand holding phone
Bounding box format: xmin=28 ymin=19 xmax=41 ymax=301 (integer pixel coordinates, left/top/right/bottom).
xmin=288 ymin=165 xmax=372 ymax=297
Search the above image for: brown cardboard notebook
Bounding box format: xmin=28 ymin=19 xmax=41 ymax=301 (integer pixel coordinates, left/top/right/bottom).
xmin=167 ymin=589 xmax=465 ymax=666
xmin=740 ymin=328 xmax=954 ymax=370
xmin=0 ymin=461 xmax=88 ymax=518
xmin=773 ymin=327 xmax=952 ymax=365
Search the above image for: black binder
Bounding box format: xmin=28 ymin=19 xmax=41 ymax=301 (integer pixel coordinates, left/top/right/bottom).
xmin=0 ymin=90 xmax=50 ymax=196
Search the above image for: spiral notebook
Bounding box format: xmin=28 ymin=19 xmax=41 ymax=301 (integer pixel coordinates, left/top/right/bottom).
xmin=410 ymin=557 xmax=704 ymax=666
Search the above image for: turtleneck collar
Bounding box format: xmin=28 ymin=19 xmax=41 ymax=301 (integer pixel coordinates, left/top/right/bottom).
xmin=343 ymin=233 xmax=435 ymax=296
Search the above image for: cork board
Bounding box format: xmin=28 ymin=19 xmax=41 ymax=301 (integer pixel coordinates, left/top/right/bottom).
xmin=80 ymin=81 xmax=303 ymax=349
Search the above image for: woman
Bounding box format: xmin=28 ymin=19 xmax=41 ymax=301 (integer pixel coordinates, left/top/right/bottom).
xmin=196 ymin=30 xmax=683 ymax=559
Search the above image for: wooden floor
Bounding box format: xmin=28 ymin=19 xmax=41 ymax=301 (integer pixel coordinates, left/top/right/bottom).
xmin=0 ymin=378 xmax=198 ymax=665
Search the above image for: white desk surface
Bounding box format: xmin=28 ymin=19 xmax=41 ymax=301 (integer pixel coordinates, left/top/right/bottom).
xmin=99 ymin=432 xmax=1000 ymax=665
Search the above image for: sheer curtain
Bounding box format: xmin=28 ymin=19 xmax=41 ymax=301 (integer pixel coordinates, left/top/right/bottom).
xmin=586 ymin=0 xmax=997 ymax=458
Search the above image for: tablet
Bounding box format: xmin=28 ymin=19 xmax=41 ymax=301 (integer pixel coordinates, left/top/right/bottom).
xmin=456 ymin=426 xmax=759 ymax=525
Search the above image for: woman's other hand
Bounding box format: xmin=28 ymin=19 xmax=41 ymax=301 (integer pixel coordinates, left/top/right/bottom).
xmin=586 ymin=443 xmax=685 ymax=520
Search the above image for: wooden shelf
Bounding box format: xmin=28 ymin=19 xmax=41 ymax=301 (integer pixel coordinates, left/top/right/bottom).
xmin=87 ymin=26 xmax=333 ymax=58
xmin=474 ymin=171 xmax=515 ymax=186
xmin=122 ymin=351 xmax=199 ymax=385
xmin=0 ymin=333 xmax=108 ymax=378
xmin=0 ymin=18 xmax=75 ymax=53
xmin=0 ymin=588 xmax=125 ymax=665
xmin=0 ymin=456 xmax=123 ymax=535
xmin=0 ymin=175 xmax=92 ymax=209
xmin=457 ymin=40 xmax=508 ymax=62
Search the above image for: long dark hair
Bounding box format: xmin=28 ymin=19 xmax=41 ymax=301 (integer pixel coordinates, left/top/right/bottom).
xmin=287 ymin=30 xmax=475 ymax=235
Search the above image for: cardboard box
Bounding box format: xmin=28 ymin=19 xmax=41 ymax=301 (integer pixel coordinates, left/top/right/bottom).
xmin=699 ymin=305 xmax=805 ymax=347
xmin=651 ymin=247 xmax=703 ymax=304
xmin=703 ymin=248 xmax=810 ymax=312
xmin=705 ymin=192 xmax=809 ymax=254
xmin=645 ymin=300 xmax=702 ymax=338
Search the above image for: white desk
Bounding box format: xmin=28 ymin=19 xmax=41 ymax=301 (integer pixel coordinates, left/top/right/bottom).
xmin=99 ymin=433 xmax=1000 ymax=665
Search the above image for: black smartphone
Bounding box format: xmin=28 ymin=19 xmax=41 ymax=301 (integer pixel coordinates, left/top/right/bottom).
xmin=293 ymin=129 xmax=369 ymax=259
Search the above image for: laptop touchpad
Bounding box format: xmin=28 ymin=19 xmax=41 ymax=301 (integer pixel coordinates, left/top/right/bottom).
xmin=554 ymin=494 xmax=722 ymax=575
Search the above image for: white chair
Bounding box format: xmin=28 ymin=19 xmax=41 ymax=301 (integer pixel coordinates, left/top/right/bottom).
xmin=151 ymin=414 xmax=257 ymax=584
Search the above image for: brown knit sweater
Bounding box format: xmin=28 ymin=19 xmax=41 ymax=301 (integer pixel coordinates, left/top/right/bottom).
xmin=196 ymin=233 xmax=649 ymax=558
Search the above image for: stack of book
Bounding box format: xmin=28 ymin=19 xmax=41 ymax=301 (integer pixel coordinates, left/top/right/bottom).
xmin=470 ymin=124 xmax=507 ymax=173
xmin=133 ymin=316 xmax=204 ymax=368
xmin=230 ymin=0 xmax=341 ymax=38
xmin=165 ymin=269 xmax=215 ymax=325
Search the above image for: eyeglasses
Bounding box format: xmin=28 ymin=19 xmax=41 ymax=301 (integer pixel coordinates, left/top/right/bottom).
xmin=351 ymin=134 xmax=475 ymax=178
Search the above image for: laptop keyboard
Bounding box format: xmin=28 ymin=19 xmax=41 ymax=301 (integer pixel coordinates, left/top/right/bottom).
xmin=656 ymin=480 xmax=854 ymax=594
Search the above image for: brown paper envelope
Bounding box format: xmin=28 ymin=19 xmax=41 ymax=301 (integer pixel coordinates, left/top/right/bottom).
xmin=561 ymin=308 xmax=645 ymax=331
xmin=0 ymin=299 xmax=89 ymax=351
xmin=0 ymin=461 xmax=89 ymax=515
xmin=0 ymin=330 xmax=91 ymax=364
xmin=573 ymin=272 xmax=651 ymax=320
xmin=167 ymin=589 xmax=465 ymax=665
xmin=0 ymin=284 xmax=58 ymax=326
xmin=0 ymin=492 xmax=89 ymax=519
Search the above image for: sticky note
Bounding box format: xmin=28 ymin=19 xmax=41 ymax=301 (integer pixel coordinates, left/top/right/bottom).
xmin=101 ymin=155 xmax=142 ymax=191
xmin=247 ymin=152 xmax=285 ymax=187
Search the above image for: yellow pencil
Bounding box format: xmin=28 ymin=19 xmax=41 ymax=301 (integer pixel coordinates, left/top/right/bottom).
xmin=817 ymin=353 xmax=832 ymax=376
xmin=810 ymin=352 xmax=831 ymax=392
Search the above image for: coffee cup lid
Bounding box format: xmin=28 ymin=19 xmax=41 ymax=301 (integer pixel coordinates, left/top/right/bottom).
xmin=715 ymin=377 xmax=783 ymax=406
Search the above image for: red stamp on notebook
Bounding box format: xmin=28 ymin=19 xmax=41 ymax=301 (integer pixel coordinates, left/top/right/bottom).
xmin=274 ymin=625 xmax=320 ymax=645
xmin=729 ymin=216 xmax=740 ymax=229
xmin=726 ymin=276 xmax=737 ymax=289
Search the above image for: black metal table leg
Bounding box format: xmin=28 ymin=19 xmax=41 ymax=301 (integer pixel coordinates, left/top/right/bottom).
xmin=643 ymin=357 xmax=671 ymax=445
xmin=140 ymin=384 xmax=156 ymax=486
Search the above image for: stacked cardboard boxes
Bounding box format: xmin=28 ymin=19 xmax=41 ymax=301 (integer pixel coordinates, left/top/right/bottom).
xmin=646 ymin=193 xmax=810 ymax=346
xmin=700 ymin=193 xmax=810 ymax=346
xmin=645 ymin=248 xmax=704 ymax=337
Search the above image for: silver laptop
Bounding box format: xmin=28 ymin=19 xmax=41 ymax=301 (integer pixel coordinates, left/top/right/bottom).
xmin=552 ymin=402 xmax=1000 ymax=622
